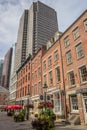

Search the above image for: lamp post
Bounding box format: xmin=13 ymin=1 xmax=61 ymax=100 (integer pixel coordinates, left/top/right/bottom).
xmin=43 ymin=83 xmax=47 ymax=110
xmin=26 ymin=92 xmax=30 ymax=120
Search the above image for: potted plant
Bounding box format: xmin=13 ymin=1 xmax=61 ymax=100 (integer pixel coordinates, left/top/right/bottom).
xmin=31 ymin=108 xmax=56 ymax=130
xmin=14 ymin=109 xmax=26 ymax=122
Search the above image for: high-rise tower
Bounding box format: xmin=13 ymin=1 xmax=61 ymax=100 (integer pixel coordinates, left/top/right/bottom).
xmin=0 ymin=59 xmax=4 ymax=86
xmin=15 ymin=1 xmax=58 ymax=71
xmin=14 ymin=10 xmax=28 ymax=71
xmin=27 ymin=1 xmax=58 ymax=56
xmin=1 ymin=48 xmax=13 ymax=89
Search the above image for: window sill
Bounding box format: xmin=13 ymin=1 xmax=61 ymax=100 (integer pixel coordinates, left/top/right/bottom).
xmin=67 ymin=62 xmax=73 ymax=66
xmin=56 ymin=81 xmax=61 ymax=84
xmin=81 ymin=81 xmax=87 ymax=85
xmin=74 ymin=35 xmax=80 ymax=41
xmin=77 ymin=55 xmax=84 ymax=60
xmin=65 ymin=44 xmax=70 ymax=48
xmin=69 ymin=85 xmax=76 ymax=89
xmin=71 ymin=110 xmax=79 ymax=114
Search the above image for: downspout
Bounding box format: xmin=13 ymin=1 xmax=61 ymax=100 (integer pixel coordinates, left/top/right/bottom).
xmin=59 ymin=37 xmax=67 ymax=119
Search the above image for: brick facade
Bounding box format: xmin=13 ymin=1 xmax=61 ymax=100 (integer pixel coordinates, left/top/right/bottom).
xmin=16 ymin=10 xmax=87 ymax=124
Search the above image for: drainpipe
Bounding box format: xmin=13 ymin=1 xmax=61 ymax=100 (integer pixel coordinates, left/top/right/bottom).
xmin=59 ymin=37 xmax=67 ymax=119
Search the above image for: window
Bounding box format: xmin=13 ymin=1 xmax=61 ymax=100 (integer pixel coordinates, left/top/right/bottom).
xmin=38 ymin=55 xmax=41 ymax=63
xmin=35 ymin=84 xmax=38 ymax=94
xmin=79 ymin=65 xmax=87 ymax=83
xmin=49 ymin=71 xmax=53 ymax=85
xmin=38 ymin=82 xmax=41 ymax=93
xmin=70 ymin=95 xmax=78 ymax=111
xmin=66 ymin=50 xmax=72 ymax=65
xmin=32 ymin=73 xmax=34 ymax=80
xmin=43 ymin=60 xmax=46 ymax=70
xmin=43 ymin=74 xmax=47 ymax=84
xmin=32 ymin=62 xmax=34 ymax=69
xmin=26 ymin=65 xmax=27 ymax=72
xmin=48 ymin=56 xmax=52 ymax=66
xmin=68 ymin=71 xmax=75 ymax=86
xmin=38 ymin=67 xmax=41 ymax=77
xmin=55 ymin=67 xmax=60 ymax=83
xmin=28 ymin=63 xmax=30 ymax=69
xmin=35 ymin=71 xmax=37 ymax=79
xmin=64 ymin=36 xmax=70 ymax=47
xmin=76 ymin=43 xmax=84 ymax=59
xmin=28 ymin=73 xmax=30 ymax=80
xmin=25 ymin=86 xmax=27 ymax=96
xmin=54 ymin=50 xmax=59 ymax=61
xmin=73 ymin=27 xmax=80 ymax=40
xmin=84 ymin=19 xmax=87 ymax=31
xmin=54 ymin=93 xmax=61 ymax=113
xmin=26 ymin=75 xmax=27 ymax=82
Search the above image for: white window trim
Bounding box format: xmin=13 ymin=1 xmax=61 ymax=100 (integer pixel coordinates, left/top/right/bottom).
xmin=70 ymin=95 xmax=79 ymax=113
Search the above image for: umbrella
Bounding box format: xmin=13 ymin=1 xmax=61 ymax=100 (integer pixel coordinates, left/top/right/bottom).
xmin=4 ymin=105 xmax=8 ymax=109
xmin=6 ymin=105 xmax=23 ymax=110
xmin=12 ymin=105 xmax=23 ymax=109
xmin=6 ymin=105 xmax=15 ymax=109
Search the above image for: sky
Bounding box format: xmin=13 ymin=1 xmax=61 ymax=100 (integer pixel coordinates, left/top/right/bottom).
xmin=0 ymin=0 xmax=87 ymax=59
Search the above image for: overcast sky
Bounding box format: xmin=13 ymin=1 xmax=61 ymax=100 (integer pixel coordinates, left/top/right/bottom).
xmin=0 ymin=0 xmax=87 ymax=59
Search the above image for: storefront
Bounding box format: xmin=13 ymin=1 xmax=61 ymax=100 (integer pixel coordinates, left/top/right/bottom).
xmin=76 ymin=88 xmax=87 ymax=124
xmin=47 ymin=88 xmax=65 ymax=120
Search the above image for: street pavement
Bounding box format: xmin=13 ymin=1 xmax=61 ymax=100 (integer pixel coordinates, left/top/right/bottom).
xmin=0 ymin=111 xmax=87 ymax=130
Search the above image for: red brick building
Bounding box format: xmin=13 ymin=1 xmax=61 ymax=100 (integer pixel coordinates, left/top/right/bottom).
xmin=16 ymin=10 xmax=87 ymax=124
xmin=16 ymin=55 xmax=31 ymax=105
xmin=42 ymin=32 xmax=66 ymax=120
xmin=31 ymin=47 xmax=46 ymax=114
xmin=60 ymin=10 xmax=87 ymax=124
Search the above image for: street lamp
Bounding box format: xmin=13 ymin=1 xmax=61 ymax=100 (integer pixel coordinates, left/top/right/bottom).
xmin=26 ymin=92 xmax=30 ymax=120
xmin=43 ymin=83 xmax=47 ymax=110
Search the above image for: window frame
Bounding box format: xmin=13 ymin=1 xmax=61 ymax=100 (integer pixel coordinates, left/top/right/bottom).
xmin=84 ymin=19 xmax=87 ymax=31
xmin=68 ymin=71 xmax=75 ymax=87
xmin=55 ymin=66 xmax=60 ymax=83
xmin=54 ymin=93 xmax=61 ymax=114
xmin=79 ymin=65 xmax=87 ymax=83
xmin=43 ymin=74 xmax=47 ymax=84
xmin=38 ymin=67 xmax=41 ymax=77
xmin=66 ymin=50 xmax=72 ymax=65
xmin=43 ymin=60 xmax=46 ymax=70
xmin=72 ymin=27 xmax=80 ymax=40
xmin=70 ymin=95 xmax=78 ymax=113
xmin=64 ymin=35 xmax=70 ymax=47
xmin=75 ymin=42 xmax=84 ymax=59
xmin=54 ymin=50 xmax=59 ymax=62
xmin=48 ymin=56 xmax=52 ymax=66
xmin=49 ymin=71 xmax=53 ymax=85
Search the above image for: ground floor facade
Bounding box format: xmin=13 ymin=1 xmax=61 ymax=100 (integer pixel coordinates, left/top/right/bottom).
xmin=13 ymin=86 xmax=87 ymax=125
xmin=66 ymin=87 xmax=87 ymax=125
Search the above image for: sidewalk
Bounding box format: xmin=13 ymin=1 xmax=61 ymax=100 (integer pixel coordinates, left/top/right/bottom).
xmin=0 ymin=111 xmax=33 ymax=130
xmin=61 ymin=124 xmax=87 ymax=130
xmin=0 ymin=111 xmax=87 ymax=130
xmin=55 ymin=120 xmax=87 ymax=130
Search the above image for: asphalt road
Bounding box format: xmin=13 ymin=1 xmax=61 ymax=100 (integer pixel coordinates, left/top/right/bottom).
xmin=0 ymin=111 xmax=87 ymax=130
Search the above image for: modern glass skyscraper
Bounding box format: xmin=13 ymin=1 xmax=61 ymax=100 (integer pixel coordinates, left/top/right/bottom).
xmin=14 ymin=1 xmax=58 ymax=71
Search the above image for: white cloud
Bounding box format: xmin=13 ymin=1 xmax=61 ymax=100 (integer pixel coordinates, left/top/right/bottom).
xmin=0 ymin=0 xmax=87 ymax=59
